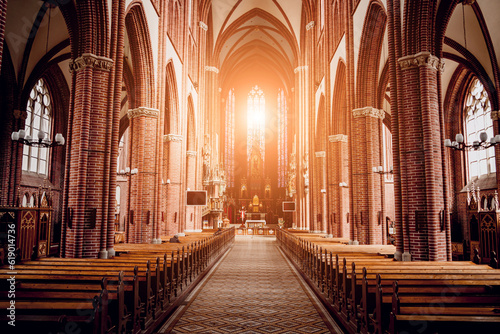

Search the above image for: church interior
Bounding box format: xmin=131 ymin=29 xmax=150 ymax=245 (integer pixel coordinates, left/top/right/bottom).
xmin=1 ymin=0 xmax=500 ymax=333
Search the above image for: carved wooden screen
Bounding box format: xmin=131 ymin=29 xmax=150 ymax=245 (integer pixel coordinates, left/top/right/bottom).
xmin=19 ymin=210 xmax=36 ymax=260
xmin=479 ymin=212 xmax=499 ymax=263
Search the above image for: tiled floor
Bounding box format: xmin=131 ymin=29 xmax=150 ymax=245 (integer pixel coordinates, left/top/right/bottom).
xmin=159 ymin=236 xmax=342 ymax=333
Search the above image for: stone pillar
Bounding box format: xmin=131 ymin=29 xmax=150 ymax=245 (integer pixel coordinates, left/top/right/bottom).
xmin=128 ymin=107 xmax=159 ymax=244
xmin=398 ymin=52 xmax=447 ymax=261
xmin=329 ymin=134 xmax=349 ymax=238
xmin=164 ymin=134 xmax=183 ymax=235
xmin=351 ymin=107 xmax=384 ymax=245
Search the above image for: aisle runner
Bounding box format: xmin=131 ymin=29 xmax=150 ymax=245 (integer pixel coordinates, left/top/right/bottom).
xmin=161 ymin=236 xmax=341 ymax=333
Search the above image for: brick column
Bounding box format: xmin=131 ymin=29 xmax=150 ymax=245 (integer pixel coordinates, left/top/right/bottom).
xmin=294 ymin=65 xmax=310 ymax=230
xmin=0 ymin=0 xmax=8 ymax=70
xmin=128 ymin=107 xmax=159 ymax=244
xmin=328 ymin=134 xmax=350 ymax=238
xmin=185 ymin=151 xmax=197 ymax=231
xmin=63 ymin=54 xmax=114 ymax=258
xmin=398 ymin=52 xmax=447 ymax=261
xmin=164 ymin=134 xmax=183 ymax=235
xmin=315 ymin=151 xmax=327 ymax=233
xmin=351 ymin=107 xmax=384 ymax=245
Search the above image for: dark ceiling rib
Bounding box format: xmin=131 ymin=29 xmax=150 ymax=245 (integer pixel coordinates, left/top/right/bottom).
xmin=19 ymin=39 xmax=70 ymax=110
xmin=444 ymin=37 xmax=498 ymax=109
xmin=17 ymin=3 xmax=48 ymax=104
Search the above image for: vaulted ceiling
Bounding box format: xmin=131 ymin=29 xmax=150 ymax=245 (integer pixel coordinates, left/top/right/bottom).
xmin=210 ymin=0 xmax=303 ymax=90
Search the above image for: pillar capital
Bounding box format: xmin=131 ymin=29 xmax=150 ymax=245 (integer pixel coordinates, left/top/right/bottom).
xmin=163 ymin=134 xmax=183 ymax=142
xmin=352 ymin=107 xmax=385 ymax=120
xmin=491 ymin=110 xmax=500 ymax=121
xmin=127 ymin=107 xmax=159 ymax=119
xmin=69 ymin=53 xmax=114 ymax=73
xmin=199 ymin=21 xmax=208 ymax=31
xmin=398 ymin=52 xmax=445 ymax=72
xmin=306 ymin=21 xmax=315 ymax=31
xmin=205 ymin=66 xmax=219 ymax=73
xmin=294 ymin=65 xmax=308 ymax=73
xmin=186 ymin=150 xmax=197 ymax=157
xmin=329 ymin=134 xmax=348 ymax=143
xmin=315 ymin=151 xmax=326 ymax=158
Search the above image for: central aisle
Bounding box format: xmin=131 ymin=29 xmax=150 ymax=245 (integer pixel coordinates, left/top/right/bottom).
xmin=160 ymin=235 xmax=342 ymax=333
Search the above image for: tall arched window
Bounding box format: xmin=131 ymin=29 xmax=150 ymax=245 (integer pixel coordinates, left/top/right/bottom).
xmin=277 ymin=89 xmax=288 ymax=187
xmin=247 ymin=86 xmax=265 ymax=176
xmin=465 ymin=78 xmax=495 ymax=180
xmin=224 ymin=88 xmax=235 ymax=187
xmin=23 ymin=78 xmax=52 ymax=175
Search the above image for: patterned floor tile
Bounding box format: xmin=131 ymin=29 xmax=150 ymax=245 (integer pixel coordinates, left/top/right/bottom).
xmin=161 ymin=236 xmax=339 ymax=333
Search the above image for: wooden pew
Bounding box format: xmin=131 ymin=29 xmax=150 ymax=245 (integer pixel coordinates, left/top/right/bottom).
xmin=0 ymin=227 xmax=235 ymax=333
xmin=386 ymin=279 xmax=500 ymax=334
xmin=276 ymin=229 xmax=500 ymax=334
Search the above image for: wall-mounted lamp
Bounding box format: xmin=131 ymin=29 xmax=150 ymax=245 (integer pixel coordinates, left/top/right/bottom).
xmin=166 ymin=179 xmax=171 ymax=184
xmin=372 ymin=166 xmax=393 ymax=175
xmin=12 ymin=129 xmax=65 ymax=148
xmin=339 ymin=182 xmax=348 ymax=188
xmin=444 ymin=132 xmax=500 ymax=151
xmin=118 ymin=167 xmax=138 ymax=176
xmin=320 ymin=189 xmax=326 ymax=193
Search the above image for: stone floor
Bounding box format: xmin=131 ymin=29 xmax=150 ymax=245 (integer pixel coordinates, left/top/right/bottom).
xmin=159 ymin=235 xmax=343 ymax=333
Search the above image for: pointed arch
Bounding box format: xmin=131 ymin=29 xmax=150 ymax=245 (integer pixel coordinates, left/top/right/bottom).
xmin=356 ymin=0 xmax=387 ymax=108
xmin=165 ymin=61 xmax=179 ymax=134
xmin=315 ymin=95 xmax=327 ymax=152
xmin=125 ymin=2 xmax=155 ymax=108
xmin=332 ymin=59 xmax=347 ymax=135
xmin=186 ymin=95 xmax=196 ymax=152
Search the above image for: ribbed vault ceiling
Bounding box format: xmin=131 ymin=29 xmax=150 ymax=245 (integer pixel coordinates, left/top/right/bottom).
xmin=211 ymin=0 xmax=302 ymax=88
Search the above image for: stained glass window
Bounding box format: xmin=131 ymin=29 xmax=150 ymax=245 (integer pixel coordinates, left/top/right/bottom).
xmin=23 ymin=78 xmax=52 ymax=175
xmin=224 ymin=88 xmax=235 ymax=187
xmin=465 ymin=78 xmax=495 ymax=180
xmin=247 ymin=86 xmax=265 ymax=176
xmin=278 ymin=89 xmax=288 ymax=187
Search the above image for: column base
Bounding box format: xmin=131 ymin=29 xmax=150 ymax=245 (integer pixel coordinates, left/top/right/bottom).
xmin=107 ymin=248 xmax=115 ymax=258
xmin=402 ymin=252 xmax=412 ymax=261
xmin=394 ymin=250 xmax=403 ymax=261
xmin=349 ymin=240 xmax=359 ymax=245
xmin=98 ymin=250 xmax=109 ymax=259
xmin=152 ymin=238 xmax=162 ymax=244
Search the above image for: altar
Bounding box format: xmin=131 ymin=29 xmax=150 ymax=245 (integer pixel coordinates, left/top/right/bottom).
xmin=246 ymin=219 xmax=266 ymax=228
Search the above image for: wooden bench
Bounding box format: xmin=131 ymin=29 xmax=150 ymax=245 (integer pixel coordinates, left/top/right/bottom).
xmin=0 ymin=274 xmax=125 ymax=333
xmin=276 ymin=229 xmax=500 ymax=334
xmin=0 ymin=227 xmax=235 ymax=333
xmin=384 ymin=279 xmax=500 ymax=334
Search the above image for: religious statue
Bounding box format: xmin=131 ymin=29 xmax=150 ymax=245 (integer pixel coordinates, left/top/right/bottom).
xmin=202 ymin=134 xmax=211 ymax=181
xmin=287 ymin=151 xmax=296 ymax=195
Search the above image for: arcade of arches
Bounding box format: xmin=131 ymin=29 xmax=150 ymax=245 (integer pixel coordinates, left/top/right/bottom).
xmin=1 ymin=0 xmax=500 ymax=264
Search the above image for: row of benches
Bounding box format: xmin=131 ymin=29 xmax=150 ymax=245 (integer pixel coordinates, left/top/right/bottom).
xmin=0 ymin=228 xmax=235 ymax=333
xmin=277 ymin=229 xmax=500 ymax=334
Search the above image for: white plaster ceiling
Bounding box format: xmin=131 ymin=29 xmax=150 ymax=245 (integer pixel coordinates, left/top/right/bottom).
xmin=211 ymin=0 xmax=302 ymax=71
